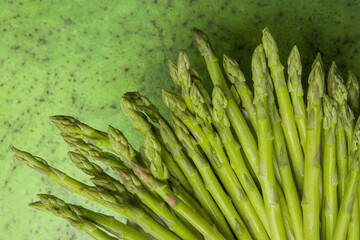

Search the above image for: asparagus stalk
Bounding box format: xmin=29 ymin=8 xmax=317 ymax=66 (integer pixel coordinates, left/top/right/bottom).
xmin=31 ymin=194 xmax=152 ymax=240
xmin=322 ymin=95 xmax=338 ymax=240
xmin=170 ymin=114 xmax=252 ymax=240
xmin=262 ymin=28 xmax=304 ymax=191
xmin=121 ymin=94 xmax=192 ymax=193
xmin=34 ymin=194 xmax=118 ymax=240
xmin=287 ymin=45 xmax=307 ymax=151
xmin=302 ymin=61 xmax=324 ymax=240
xmin=211 ymin=85 xmax=270 ymax=235
xmin=327 ymin=61 xmax=349 ymax=201
xmin=347 ymin=197 xmax=360 ymax=240
xmin=267 ymin=81 xmax=303 ymax=240
xmin=188 ymin=82 xmax=269 ymax=239
xmin=50 ymin=115 xmax=111 ymax=149
xmin=114 ymin=167 xmax=200 ymax=240
xmin=347 ymin=71 xmax=359 ymax=118
xmin=130 ymin=161 xmax=227 ymax=240
xmin=333 ymin=117 xmax=360 ymax=239
xmin=192 ymin=28 xmax=260 ymax=186
xmin=223 ymin=54 xmax=258 ymax=132
xmin=108 ymin=125 xmax=151 ymax=171
xmin=158 ymin=118 xmax=234 ymax=240
xmin=257 ymin=97 xmax=287 ymax=240
xmin=10 ymin=146 xmax=180 ymax=240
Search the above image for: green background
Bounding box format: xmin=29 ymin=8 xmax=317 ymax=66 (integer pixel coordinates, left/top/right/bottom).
xmin=1 ymin=0 xmax=359 ymax=239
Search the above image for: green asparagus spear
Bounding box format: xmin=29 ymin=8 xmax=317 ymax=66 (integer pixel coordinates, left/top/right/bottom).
xmin=170 ymin=113 xmax=252 ymax=240
xmin=121 ymin=93 xmax=192 ymax=193
xmin=211 ymin=85 xmax=270 ymax=235
xmin=130 ymin=161 xmax=227 ymax=240
xmin=62 ymin=135 xmax=124 ymax=169
xmin=223 ymin=54 xmax=258 ymax=132
xmin=327 ymin=61 xmax=349 ymax=201
xmin=333 ymin=117 xmax=360 ymax=239
xmin=322 ymin=95 xmax=338 ymax=240
xmin=347 ymin=71 xmax=359 ymax=118
xmin=347 ymin=195 xmax=360 ymax=240
xmin=31 ymin=194 xmax=152 ymax=240
xmin=114 ymin=167 xmax=200 ymax=240
xmin=10 ymin=146 xmax=180 ymax=240
xmin=158 ymin=118 xmax=234 ymax=240
xmin=267 ymin=81 xmax=303 ymax=240
xmin=262 ymin=28 xmax=304 ymax=191
xmin=257 ymin=97 xmax=287 ymax=240
xmin=188 ymin=82 xmax=269 ymax=239
xmin=35 ymin=194 xmax=118 ymax=240
xmin=287 ymin=45 xmax=307 ymax=151
xmin=50 ymin=115 xmax=111 ymax=149
xmin=107 ymin=125 xmax=141 ymax=169
xmin=302 ymin=61 xmax=324 ymax=240
xmin=192 ymin=28 xmax=260 ymax=187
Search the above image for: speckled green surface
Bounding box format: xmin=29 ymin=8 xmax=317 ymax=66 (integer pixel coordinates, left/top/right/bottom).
xmin=1 ymin=0 xmax=359 ymax=239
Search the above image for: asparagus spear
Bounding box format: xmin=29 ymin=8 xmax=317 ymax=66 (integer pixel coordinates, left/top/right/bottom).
xmin=34 ymin=194 xmax=118 ymax=240
xmin=188 ymin=82 xmax=269 ymax=239
xmin=121 ymin=93 xmax=192 ymax=193
xmin=50 ymin=115 xmax=111 ymax=149
xmin=347 ymin=195 xmax=360 ymax=240
xmin=302 ymin=61 xmax=324 ymax=240
xmin=327 ymin=61 xmax=349 ymax=201
xmin=170 ymin=114 xmax=252 ymax=240
xmin=114 ymin=167 xmax=200 ymax=240
xmin=192 ymin=28 xmax=260 ymax=186
xmin=10 ymin=146 xmax=180 ymax=240
xmin=257 ymin=95 xmax=287 ymax=240
xmin=31 ymin=194 xmax=152 ymax=240
xmin=322 ymin=95 xmax=338 ymax=240
xmin=158 ymin=118 xmax=234 ymax=240
xmin=347 ymin=71 xmax=359 ymax=118
xmin=333 ymin=117 xmax=360 ymax=239
xmin=267 ymin=81 xmax=303 ymax=240
xmin=130 ymin=161 xmax=227 ymax=240
xmin=211 ymin=85 xmax=270 ymax=235
xmin=108 ymin=125 xmax=151 ymax=171
xmin=262 ymin=28 xmax=304 ymax=191
xmin=223 ymin=54 xmax=258 ymax=132
xmin=287 ymin=45 xmax=307 ymax=151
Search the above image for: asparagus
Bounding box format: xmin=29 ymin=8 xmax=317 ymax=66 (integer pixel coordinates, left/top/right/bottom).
xmin=262 ymin=28 xmax=304 ymax=191
xmin=50 ymin=115 xmax=111 ymax=149
xmin=192 ymin=28 xmax=260 ymax=187
xmin=333 ymin=117 xmax=360 ymax=239
xmin=187 ymin=83 xmax=269 ymax=239
xmin=223 ymin=54 xmax=258 ymax=132
xmin=287 ymin=45 xmax=307 ymax=151
xmin=302 ymin=61 xmax=324 ymax=240
xmin=10 ymin=146 xmax=180 ymax=240
xmin=322 ymin=95 xmax=338 ymax=240
xmin=34 ymin=194 xmax=118 ymax=240
xmin=107 ymin=125 xmax=142 ymax=169
xmin=347 ymin=197 xmax=360 ymax=240
xmin=62 ymin=135 xmax=124 ymax=169
xmin=121 ymin=93 xmax=192 ymax=193
xmin=211 ymin=85 xmax=270 ymax=234
xmin=114 ymin=167 xmax=200 ymax=240
xmin=267 ymin=81 xmax=303 ymax=240
xmin=257 ymin=95 xmax=287 ymax=240
xmin=176 ymin=50 xmax=194 ymax=112
xmin=347 ymin=71 xmax=359 ymax=118
xmin=327 ymin=61 xmax=349 ymax=201
xmin=158 ymin=118 xmax=234 ymax=240
xmin=32 ymin=194 xmax=152 ymax=240
xmin=170 ymin=113 xmax=252 ymax=240
xmin=130 ymin=161 xmax=227 ymax=240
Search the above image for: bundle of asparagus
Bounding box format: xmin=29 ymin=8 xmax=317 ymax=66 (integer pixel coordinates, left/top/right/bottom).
xmin=11 ymin=27 xmax=360 ymax=240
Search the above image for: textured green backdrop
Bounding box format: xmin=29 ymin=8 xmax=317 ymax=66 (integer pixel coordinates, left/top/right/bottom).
xmin=1 ymin=0 xmax=360 ymax=239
